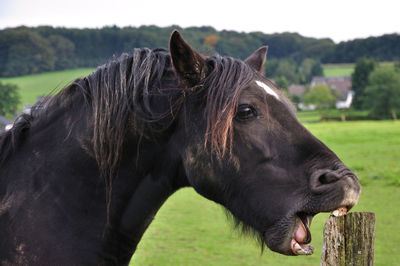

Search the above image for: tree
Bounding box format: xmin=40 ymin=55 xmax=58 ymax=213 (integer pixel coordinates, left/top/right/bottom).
xmin=303 ymin=84 xmax=336 ymax=110
xmin=363 ymin=67 xmax=400 ymax=120
xmin=351 ymin=58 xmax=376 ymax=109
xmin=0 ymin=26 xmax=398 ymax=78
xmin=311 ymin=60 xmax=324 ymax=77
xmin=264 ymin=58 xmax=279 ymax=78
xmin=321 ymin=34 xmax=400 ymax=63
xmin=48 ymin=35 xmax=75 ymax=70
xmin=275 ymin=76 xmax=289 ymax=90
xmin=203 ymin=35 xmax=219 ymax=49
xmin=298 ymin=58 xmax=314 ymax=84
xmin=395 ymin=61 xmax=400 ymax=72
xmin=0 ymin=82 xmax=20 ymax=116
xmin=273 ymin=59 xmax=299 ymax=84
xmin=0 ymin=29 xmax=55 ymax=76
xmin=298 ymin=58 xmax=324 ymax=84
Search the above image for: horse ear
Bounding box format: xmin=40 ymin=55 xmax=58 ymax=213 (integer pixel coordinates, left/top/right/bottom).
xmin=169 ymin=30 xmax=207 ymax=87
xmin=245 ymin=46 xmax=268 ymax=74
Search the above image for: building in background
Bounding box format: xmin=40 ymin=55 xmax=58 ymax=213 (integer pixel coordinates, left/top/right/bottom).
xmin=310 ymin=76 xmax=353 ymax=109
xmin=290 ymin=76 xmax=354 ymax=110
xmin=0 ymin=116 xmax=12 ymax=132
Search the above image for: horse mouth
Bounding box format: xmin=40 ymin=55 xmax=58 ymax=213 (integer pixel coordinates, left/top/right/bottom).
xmin=290 ymin=206 xmax=348 ymax=255
xmin=291 ymin=213 xmax=314 ymax=255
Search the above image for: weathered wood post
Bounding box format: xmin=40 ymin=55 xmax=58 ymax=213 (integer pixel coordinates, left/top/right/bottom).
xmin=320 ymin=212 xmax=376 ymax=266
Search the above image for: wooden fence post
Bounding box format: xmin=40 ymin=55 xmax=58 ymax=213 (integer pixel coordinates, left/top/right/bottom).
xmin=320 ymin=212 xmax=376 ymax=266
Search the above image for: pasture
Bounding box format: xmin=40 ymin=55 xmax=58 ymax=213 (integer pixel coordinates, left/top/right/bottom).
xmin=323 ymin=63 xmax=355 ymax=77
xmin=0 ymin=68 xmax=94 ymax=106
xmin=1 ymin=69 xmax=399 ymax=265
xmin=323 ymin=62 xmax=395 ymax=77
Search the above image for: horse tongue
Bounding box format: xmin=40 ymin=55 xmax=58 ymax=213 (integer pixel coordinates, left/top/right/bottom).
xmin=292 ymin=220 xmax=314 ymax=255
xmin=294 ymin=220 xmax=308 ymax=243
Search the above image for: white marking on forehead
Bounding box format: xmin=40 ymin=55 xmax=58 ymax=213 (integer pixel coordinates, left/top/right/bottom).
xmin=256 ymin=80 xmax=280 ymax=100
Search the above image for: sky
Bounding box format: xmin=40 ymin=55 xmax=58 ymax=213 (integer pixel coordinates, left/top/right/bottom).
xmin=0 ymin=0 xmax=399 ymax=43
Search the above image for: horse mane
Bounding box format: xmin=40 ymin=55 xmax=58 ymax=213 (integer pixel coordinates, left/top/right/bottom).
xmin=72 ymin=48 xmax=180 ymax=179
xmin=0 ymin=114 xmax=32 ymax=167
xmin=0 ymin=47 xmax=256 ymax=181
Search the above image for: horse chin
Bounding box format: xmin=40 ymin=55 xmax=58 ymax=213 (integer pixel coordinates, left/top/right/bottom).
xmin=263 ymin=204 xmax=352 ymax=256
xmin=263 ymin=214 xmax=314 ymax=256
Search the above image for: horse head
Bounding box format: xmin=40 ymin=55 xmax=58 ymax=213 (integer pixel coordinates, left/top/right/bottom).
xmin=169 ymin=31 xmax=360 ymax=255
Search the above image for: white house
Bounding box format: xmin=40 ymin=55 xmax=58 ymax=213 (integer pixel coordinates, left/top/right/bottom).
xmin=310 ymin=76 xmax=354 ymax=109
xmin=336 ymin=91 xmax=354 ymax=109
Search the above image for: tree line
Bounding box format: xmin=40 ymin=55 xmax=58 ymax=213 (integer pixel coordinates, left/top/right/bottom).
xmin=0 ymin=25 xmax=399 ymax=77
xmin=352 ymin=59 xmax=400 ymax=119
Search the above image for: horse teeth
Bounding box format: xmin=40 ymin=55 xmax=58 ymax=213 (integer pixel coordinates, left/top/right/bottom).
xmin=332 ymin=206 xmax=348 ymax=217
xmin=306 ymin=215 xmax=313 ymax=227
xmin=292 ymin=241 xmax=314 ymax=255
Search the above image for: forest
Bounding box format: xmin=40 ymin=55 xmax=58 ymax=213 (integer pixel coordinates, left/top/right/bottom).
xmin=0 ymin=25 xmax=399 ymax=77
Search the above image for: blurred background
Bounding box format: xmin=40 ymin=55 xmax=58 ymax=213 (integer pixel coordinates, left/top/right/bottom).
xmin=0 ymin=0 xmax=399 ymax=265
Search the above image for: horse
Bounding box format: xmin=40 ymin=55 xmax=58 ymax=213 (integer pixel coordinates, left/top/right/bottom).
xmin=0 ymin=31 xmax=361 ymax=265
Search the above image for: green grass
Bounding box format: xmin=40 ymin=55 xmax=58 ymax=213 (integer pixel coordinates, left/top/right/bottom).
xmin=323 ymin=63 xmax=355 ymax=77
xmin=0 ymin=68 xmax=94 ymax=106
xmin=297 ymin=110 xmax=323 ymax=123
xmin=297 ymin=110 xmax=371 ymax=123
xmin=323 ymin=62 xmax=396 ymax=77
xmin=132 ymin=121 xmax=400 ymax=265
xmin=305 ymin=121 xmax=400 ymax=186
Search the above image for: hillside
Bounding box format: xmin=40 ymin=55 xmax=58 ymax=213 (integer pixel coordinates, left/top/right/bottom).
xmin=0 ymin=25 xmax=399 ymax=77
xmin=0 ymin=68 xmax=94 ymax=106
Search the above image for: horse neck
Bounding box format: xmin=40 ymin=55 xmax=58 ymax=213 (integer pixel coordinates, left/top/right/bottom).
xmin=81 ymin=132 xmax=189 ymax=264
xmin=101 ymin=132 xmax=189 ymax=262
xmin=101 ymin=172 xmax=181 ymax=264
xmin=0 ymin=97 xmax=188 ymax=264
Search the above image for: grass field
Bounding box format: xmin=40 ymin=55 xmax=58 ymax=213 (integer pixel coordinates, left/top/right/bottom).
xmin=322 ymin=62 xmax=395 ymax=77
xmin=131 ymin=121 xmax=400 ymax=265
xmin=0 ymin=68 xmax=94 ymax=106
xmin=323 ymin=63 xmax=355 ymax=77
xmin=296 ymin=110 xmax=371 ymax=123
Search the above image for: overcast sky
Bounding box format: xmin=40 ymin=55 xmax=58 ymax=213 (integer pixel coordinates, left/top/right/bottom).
xmin=1 ymin=0 xmax=399 ymax=43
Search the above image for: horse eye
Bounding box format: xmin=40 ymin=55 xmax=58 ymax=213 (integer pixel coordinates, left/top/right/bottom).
xmin=236 ymin=104 xmax=257 ymax=120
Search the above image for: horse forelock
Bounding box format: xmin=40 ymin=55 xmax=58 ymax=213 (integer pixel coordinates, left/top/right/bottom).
xmin=202 ymin=56 xmax=256 ymax=157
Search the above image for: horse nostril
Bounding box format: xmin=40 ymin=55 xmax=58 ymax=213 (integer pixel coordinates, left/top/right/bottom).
xmin=318 ymin=171 xmax=340 ymax=185
xmin=310 ymin=168 xmax=352 ymax=193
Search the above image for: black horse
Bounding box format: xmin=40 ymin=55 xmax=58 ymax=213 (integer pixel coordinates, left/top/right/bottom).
xmin=0 ymin=31 xmax=360 ymax=265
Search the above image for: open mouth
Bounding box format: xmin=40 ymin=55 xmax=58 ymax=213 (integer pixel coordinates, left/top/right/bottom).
xmin=290 ymin=206 xmax=348 ymax=255
xmin=291 ymin=213 xmax=314 ymax=255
